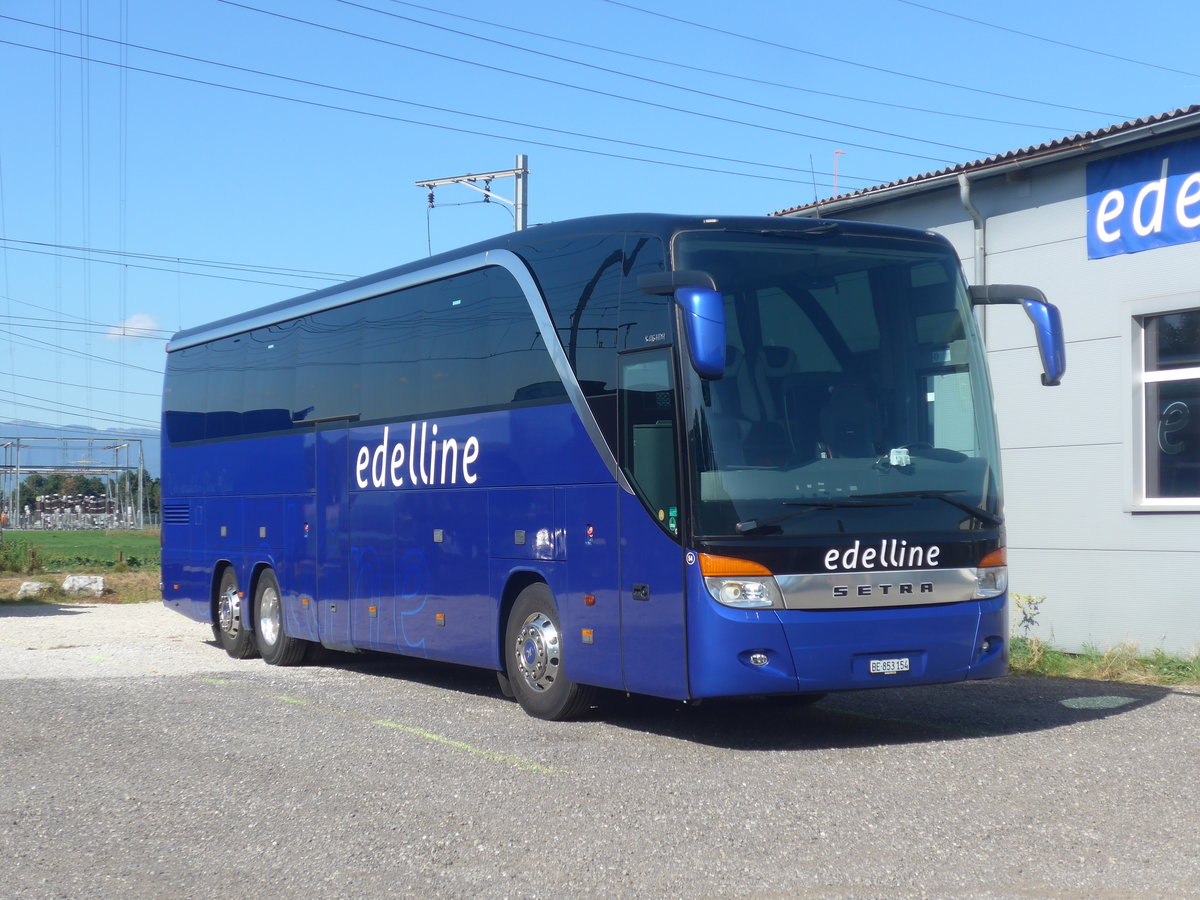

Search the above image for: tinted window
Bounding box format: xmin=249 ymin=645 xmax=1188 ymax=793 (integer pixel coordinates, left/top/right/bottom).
xmin=163 ymin=345 xmax=207 ymax=443
xmin=522 ymin=233 xmax=623 ymax=391
xmin=166 ymin=262 xmax=585 ymax=444
xmin=206 ymin=337 xmax=246 ymax=438
xmin=487 ymin=270 xmax=560 ymax=406
xmin=619 ymin=234 xmax=669 ymax=350
xmin=294 ymin=304 xmax=362 ymax=423
xmin=359 ymin=285 xmax=421 ymax=423
xmin=244 ymin=321 xmax=299 ymax=433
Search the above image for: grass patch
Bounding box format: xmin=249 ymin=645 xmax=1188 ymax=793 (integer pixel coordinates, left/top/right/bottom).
xmin=1010 ymin=636 xmax=1200 ymax=687
xmin=0 ymin=529 xmax=159 ymax=573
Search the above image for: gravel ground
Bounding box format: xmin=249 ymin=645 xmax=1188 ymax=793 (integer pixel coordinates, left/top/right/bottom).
xmin=1 ymin=601 xmax=1198 ymax=900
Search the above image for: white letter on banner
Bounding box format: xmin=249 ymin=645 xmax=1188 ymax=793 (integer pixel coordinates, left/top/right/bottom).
xmin=355 ymin=446 xmax=370 ymax=488
xmin=1176 ymin=172 xmax=1200 ymax=229
xmin=1096 ymin=190 xmax=1124 ymax=243
xmin=462 ymin=436 xmax=480 ymax=484
xmin=371 ymin=426 xmax=389 ymax=488
xmin=1132 ymin=159 xmax=1169 ymax=237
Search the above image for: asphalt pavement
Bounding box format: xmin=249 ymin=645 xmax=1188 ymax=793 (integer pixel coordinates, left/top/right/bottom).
xmin=1 ymin=601 xmax=1197 ymax=899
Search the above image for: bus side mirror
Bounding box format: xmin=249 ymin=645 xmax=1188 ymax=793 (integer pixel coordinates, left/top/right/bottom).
xmin=675 ymin=287 xmax=726 ymax=380
xmin=969 ymin=284 xmax=1066 ymax=387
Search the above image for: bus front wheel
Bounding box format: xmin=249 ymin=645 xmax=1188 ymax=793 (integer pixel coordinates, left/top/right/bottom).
xmin=213 ymin=567 xmax=258 ymax=660
xmin=254 ymin=569 xmax=308 ymax=666
xmin=504 ymin=583 xmax=595 ymax=721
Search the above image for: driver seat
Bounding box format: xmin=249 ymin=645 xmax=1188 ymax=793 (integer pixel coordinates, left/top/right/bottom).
xmin=818 ymin=384 xmax=881 ymax=458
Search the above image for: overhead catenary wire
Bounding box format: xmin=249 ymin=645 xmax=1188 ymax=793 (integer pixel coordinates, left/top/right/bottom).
xmin=0 ymin=236 xmax=355 ymax=281
xmin=0 ymin=368 xmax=160 ymax=397
xmin=336 ymin=0 xmax=995 ymax=156
xmin=0 ymin=36 xmax=841 ymax=186
xmin=0 ymin=316 xmax=166 ymax=340
xmin=0 ymin=385 xmax=159 ymax=429
xmin=0 ymin=290 xmax=170 ymax=335
xmin=384 ymin=0 xmax=1074 ymax=132
xmin=894 ymin=0 xmax=1200 ymax=80
xmin=2 ymin=16 xmax=886 ymax=183
xmin=0 ymin=236 xmax=331 ymax=290
xmin=210 ymin=1 xmax=964 ymax=165
xmin=0 ymin=325 xmax=162 ymax=375
xmin=601 ymin=0 xmax=1131 ymax=120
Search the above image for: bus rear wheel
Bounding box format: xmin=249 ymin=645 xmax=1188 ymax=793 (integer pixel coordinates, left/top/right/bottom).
xmin=213 ymin=566 xmax=258 ymax=660
xmin=504 ymin=583 xmax=595 ymax=721
xmin=254 ymin=569 xmax=308 ymax=666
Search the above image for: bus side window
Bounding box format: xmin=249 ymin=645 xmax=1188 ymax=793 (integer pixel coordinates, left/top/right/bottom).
xmin=620 ymin=350 xmax=679 ymax=536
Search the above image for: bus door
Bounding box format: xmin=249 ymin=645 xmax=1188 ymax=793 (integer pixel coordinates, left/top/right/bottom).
xmin=618 ymin=350 xmax=689 ymax=699
xmin=314 ymin=418 xmax=354 ymax=650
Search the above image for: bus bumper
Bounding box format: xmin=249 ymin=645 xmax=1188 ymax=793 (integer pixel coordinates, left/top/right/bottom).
xmin=687 ymin=589 xmax=1008 ymax=699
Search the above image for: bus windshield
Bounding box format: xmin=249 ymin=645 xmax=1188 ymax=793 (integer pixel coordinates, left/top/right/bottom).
xmin=674 ymin=228 xmax=1002 ymax=539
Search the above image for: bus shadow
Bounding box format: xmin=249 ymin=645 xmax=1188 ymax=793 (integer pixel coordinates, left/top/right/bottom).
xmin=0 ymin=600 xmax=97 ymax=618
xmin=314 ymin=649 xmax=506 ymax=698
xmin=307 ymin=648 xmax=1177 ymax=751
xmin=595 ymin=676 xmax=1175 ymax=750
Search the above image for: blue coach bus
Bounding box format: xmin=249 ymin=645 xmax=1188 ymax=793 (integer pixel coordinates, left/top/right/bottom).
xmin=162 ymin=214 xmax=1064 ymax=719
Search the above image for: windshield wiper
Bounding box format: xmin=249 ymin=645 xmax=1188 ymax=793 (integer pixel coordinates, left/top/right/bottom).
xmin=735 ymin=498 xmax=904 ymax=534
xmin=841 ymin=490 xmax=1003 ymax=527
xmin=734 ymin=490 xmax=1002 ymax=535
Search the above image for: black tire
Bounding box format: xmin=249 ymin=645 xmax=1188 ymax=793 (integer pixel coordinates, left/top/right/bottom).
xmin=213 ymin=566 xmax=258 ymax=659
xmin=254 ymin=569 xmax=308 ymax=666
xmin=504 ymin=582 xmax=595 ymax=720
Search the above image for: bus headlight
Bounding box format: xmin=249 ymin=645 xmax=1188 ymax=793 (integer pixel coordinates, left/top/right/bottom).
xmin=973 ymin=547 xmax=1009 ymax=599
xmin=973 ymin=566 xmax=1008 ymax=599
xmin=699 ymin=552 xmax=784 ymax=609
xmin=704 ymin=575 xmax=784 ymax=609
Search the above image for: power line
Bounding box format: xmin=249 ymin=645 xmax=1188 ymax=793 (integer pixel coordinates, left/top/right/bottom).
xmin=0 ymin=325 xmax=162 ymax=374
xmin=0 ymin=368 xmax=159 ymax=397
xmin=0 ymin=291 xmax=164 ymax=335
xmin=895 ymin=0 xmax=1200 ymax=79
xmin=0 ymin=386 xmax=158 ymax=429
xmin=338 ymin=0 xmax=993 ymax=155
xmin=385 ymin=0 xmax=1072 ymax=131
xmin=0 ymin=316 xmax=165 ymax=340
xmin=0 ymin=36 xmax=827 ymax=186
xmin=601 ymin=0 xmax=1130 ymax=120
xmin=212 ymin=1 xmax=962 ymax=164
xmin=0 ymin=236 xmax=356 ymax=280
xmin=0 ymin=237 xmax=326 ymax=290
xmin=1 ymin=16 xmax=879 ymax=185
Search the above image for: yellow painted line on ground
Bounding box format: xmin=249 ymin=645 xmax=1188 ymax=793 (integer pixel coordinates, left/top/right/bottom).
xmin=5 ymin=630 xmax=563 ymax=776
xmin=372 ymin=719 xmax=564 ymax=774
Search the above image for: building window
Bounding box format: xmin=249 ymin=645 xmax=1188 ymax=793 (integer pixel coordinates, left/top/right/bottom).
xmin=1141 ymin=310 xmax=1200 ymax=502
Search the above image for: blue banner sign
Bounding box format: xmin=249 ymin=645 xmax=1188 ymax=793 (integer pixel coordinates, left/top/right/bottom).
xmin=1087 ymin=136 xmax=1200 ymax=259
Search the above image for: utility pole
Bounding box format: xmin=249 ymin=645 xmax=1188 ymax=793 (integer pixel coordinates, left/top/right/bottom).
xmin=415 ymin=154 xmax=529 ymax=231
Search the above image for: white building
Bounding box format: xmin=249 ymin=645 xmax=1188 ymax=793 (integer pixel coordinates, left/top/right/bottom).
xmin=777 ymin=106 xmax=1200 ymax=656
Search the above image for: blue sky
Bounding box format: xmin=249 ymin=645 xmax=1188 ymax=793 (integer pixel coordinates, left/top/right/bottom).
xmin=1 ymin=0 xmax=1197 ymax=436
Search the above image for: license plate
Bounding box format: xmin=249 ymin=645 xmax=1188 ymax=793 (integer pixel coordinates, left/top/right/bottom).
xmin=869 ymin=657 xmax=910 ymax=675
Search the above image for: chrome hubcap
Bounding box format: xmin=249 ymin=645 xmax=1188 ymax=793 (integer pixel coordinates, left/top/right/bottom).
xmin=217 ymin=585 xmax=241 ymax=636
xmin=514 ymin=612 xmax=560 ymax=693
xmin=258 ymin=584 xmax=281 ymax=647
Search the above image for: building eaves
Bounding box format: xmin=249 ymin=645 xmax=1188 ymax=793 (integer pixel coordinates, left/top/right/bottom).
xmin=772 ymin=104 xmax=1200 ymax=218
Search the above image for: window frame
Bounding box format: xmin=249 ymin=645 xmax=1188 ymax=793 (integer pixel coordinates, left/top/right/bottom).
xmin=1129 ymin=292 xmax=1200 ymax=511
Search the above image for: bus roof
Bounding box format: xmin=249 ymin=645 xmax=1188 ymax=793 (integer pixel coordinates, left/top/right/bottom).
xmin=167 ymin=213 xmax=948 ymax=352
